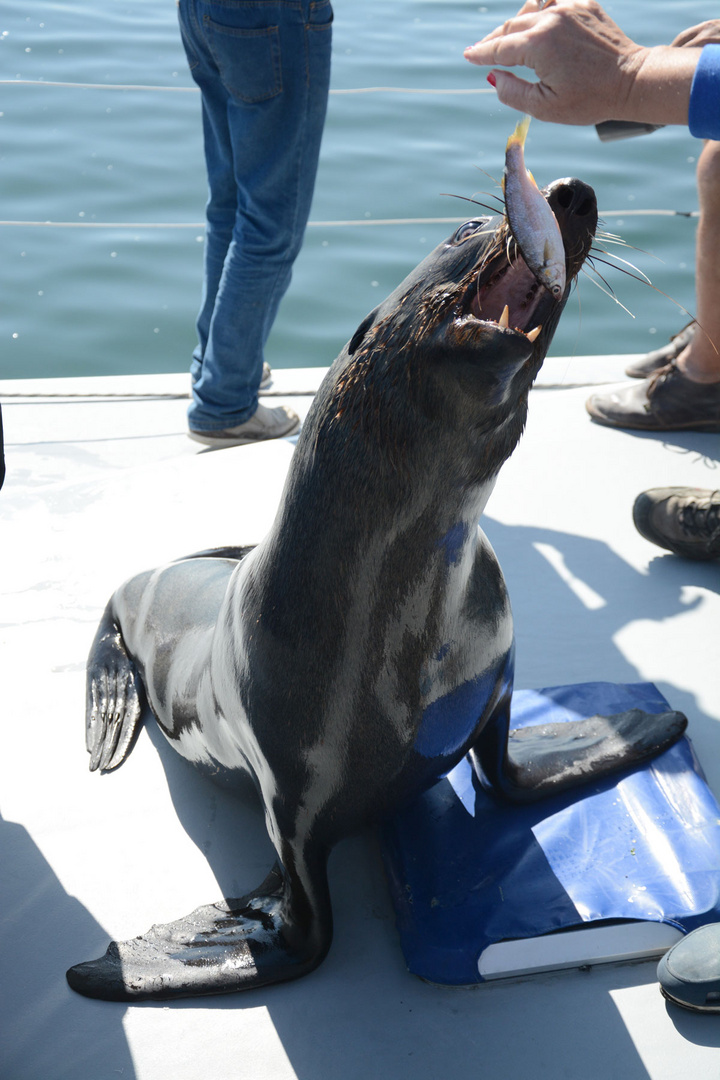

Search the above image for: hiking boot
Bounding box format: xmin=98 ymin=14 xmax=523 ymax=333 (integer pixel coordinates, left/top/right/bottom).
xmin=633 ymin=487 xmax=720 ymax=560
xmin=657 ymin=924 xmax=720 ymax=1013
xmin=189 ymin=403 xmax=300 ymax=448
xmin=586 ymin=362 xmax=720 ymax=432
xmin=625 ymin=322 xmax=696 ymax=379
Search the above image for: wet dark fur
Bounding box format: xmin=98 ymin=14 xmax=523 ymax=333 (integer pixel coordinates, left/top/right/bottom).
xmin=66 ymin=178 xmax=686 ymax=1002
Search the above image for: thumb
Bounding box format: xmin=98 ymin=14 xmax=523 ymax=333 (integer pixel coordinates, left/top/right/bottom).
xmin=490 ymin=69 xmax=545 ymax=119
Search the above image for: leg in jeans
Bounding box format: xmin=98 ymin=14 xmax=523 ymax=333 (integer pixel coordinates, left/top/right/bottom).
xmin=178 ymin=0 xmax=332 ymax=432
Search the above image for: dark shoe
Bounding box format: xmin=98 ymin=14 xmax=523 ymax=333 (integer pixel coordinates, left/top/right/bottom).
xmin=189 ymin=403 xmax=300 ymax=448
xmin=586 ymin=363 xmax=720 ymax=432
xmin=633 ymin=487 xmax=720 ymax=560
xmin=657 ymin=924 xmax=720 ymax=1013
xmin=625 ymin=322 xmax=696 ymax=379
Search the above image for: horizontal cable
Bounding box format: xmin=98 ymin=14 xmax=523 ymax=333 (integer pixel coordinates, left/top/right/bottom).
xmin=0 ymin=388 xmax=310 ymax=400
xmin=601 ymin=208 xmax=698 ymax=218
xmin=0 ymin=209 xmax=699 ymax=230
xmin=337 ymin=86 xmax=492 ymax=95
xmin=0 ymin=220 xmax=207 ymax=228
xmin=0 ymin=79 xmax=197 ymax=92
xmin=1 ymin=78 xmax=493 ymax=95
xmin=0 ymin=217 xmax=463 ymax=229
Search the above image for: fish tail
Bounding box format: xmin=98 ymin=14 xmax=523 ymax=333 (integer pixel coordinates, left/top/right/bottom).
xmin=506 ymin=114 xmax=531 ymax=151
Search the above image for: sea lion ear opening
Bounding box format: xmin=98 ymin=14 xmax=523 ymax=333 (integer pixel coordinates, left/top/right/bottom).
xmin=347 ymin=307 xmax=380 ymax=356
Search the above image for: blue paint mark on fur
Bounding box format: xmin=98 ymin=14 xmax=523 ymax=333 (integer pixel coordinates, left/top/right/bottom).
xmin=414 ymin=656 xmax=511 ymax=761
xmin=438 ymin=523 xmax=467 ymax=566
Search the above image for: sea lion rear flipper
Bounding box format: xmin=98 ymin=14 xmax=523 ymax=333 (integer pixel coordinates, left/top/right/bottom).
xmin=472 ymin=703 xmax=688 ymax=803
xmin=67 ymin=859 xmax=333 ymax=1001
xmin=85 ymin=602 xmax=145 ymax=773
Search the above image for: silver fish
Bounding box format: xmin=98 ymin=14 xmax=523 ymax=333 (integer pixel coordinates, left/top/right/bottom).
xmin=503 ymin=115 xmax=566 ymax=299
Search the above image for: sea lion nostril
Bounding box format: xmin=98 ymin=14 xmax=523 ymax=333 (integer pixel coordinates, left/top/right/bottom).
xmin=574 ymin=197 xmax=595 ymax=217
xmin=556 ymin=185 xmax=574 ymax=209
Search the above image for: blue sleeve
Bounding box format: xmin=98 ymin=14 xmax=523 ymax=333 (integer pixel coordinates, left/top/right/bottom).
xmin=689 ymin=44 xmax=720 ymax=139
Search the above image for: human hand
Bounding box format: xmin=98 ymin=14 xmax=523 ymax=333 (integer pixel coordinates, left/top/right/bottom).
xmin=672 ymin=21 xmax=720 ymax=49
xmin=463 ymin=0 xmax=646 ymax=124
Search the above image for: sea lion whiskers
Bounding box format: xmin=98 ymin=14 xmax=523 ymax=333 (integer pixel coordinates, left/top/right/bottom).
xmin=440 ymin=191 xmax=506 ymax=217
xmin=583 ymin=239 xmax=717 ymax=352
xmin=580 ymin=262 xmax=637 ymax=319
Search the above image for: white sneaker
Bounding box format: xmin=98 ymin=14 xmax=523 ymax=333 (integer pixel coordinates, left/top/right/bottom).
xmin=189 ymin=403 xmax=301 ymax=448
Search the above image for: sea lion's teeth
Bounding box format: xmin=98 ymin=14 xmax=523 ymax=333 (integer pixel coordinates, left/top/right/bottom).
xmin=498 ymin=305 xmax=510 ymax=329
xmin=526 ymin=325 xmax=542 ymax=342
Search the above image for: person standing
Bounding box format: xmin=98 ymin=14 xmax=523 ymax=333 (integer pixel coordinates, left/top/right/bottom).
xmin=178 ymin=0 xmax=333 ymax=448
xmin=465 ymin=0 xmax=720 ymax=1014
xmin=465 ymin=1 xmax=720 ymax=562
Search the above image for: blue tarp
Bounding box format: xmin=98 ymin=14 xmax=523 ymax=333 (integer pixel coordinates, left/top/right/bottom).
xmin=381 ymin=682 xmax=720 ymax=985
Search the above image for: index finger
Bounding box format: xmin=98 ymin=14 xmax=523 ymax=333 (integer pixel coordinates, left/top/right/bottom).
xmin=473 ymin=10 xmax=542 ymax=46
xmin=464 ymin=25 xmax=537 ymax=68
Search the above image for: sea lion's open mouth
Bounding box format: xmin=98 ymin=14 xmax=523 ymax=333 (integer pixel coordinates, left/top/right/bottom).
xmin=467 ymin=247 xmax=546 ymax=340
xmin=453 ymin=177 xmax=598 ymax=347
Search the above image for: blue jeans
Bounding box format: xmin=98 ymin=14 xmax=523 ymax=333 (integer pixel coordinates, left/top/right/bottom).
xmin=178 ymin=0 xmax=332 ymax=431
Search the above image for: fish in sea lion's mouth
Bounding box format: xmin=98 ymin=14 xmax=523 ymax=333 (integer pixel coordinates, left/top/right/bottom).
xmin=455 ymin=174 xmax=598 ymax=350
xmin=319 ymin=168 xmax=599 ymax=485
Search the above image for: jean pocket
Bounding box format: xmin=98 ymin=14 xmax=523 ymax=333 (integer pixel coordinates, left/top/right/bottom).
xmin=178 ymin=22 xmax=200 ymax=72
xmin=203 ymin=17 xmax=282 ymax=103
xmin=307 ymin=0 xmax=333 ymax=28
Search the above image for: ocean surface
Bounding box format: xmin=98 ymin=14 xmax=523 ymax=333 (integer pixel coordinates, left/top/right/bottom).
xmin=0 ymin=1 xmax=712 ymax=379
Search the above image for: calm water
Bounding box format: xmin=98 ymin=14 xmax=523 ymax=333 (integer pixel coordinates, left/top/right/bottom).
xmin=0 ymin=1 xmax=713 ymax=379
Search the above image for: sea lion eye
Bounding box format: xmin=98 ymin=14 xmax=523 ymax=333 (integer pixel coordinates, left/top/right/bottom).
xmin=452 ymin=219 xmax=488 ymax=244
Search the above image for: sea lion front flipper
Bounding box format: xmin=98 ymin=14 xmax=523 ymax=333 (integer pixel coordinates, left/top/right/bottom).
xmin=472 ymin=703 xmax=688 ymax=804
xmin=177 ymin=545 xmax=256 ymax=562
xmin=66 ymin=862 xmax=333 ymax=1001
xmin=85 ymin=602 xmax=145 ymax=773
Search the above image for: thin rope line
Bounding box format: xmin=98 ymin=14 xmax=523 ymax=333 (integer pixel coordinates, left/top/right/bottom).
xmin=0 ymin=217 xmax=464 ymax=228
xmin=0 ymin=220 xmax=207 ymax=228
xmin=0 ymin=209 xmax=699 ymax=230
xmin=331 ymin=86 xmax=493 ymax=94
xmin=1 ymin=78 xmax=494 ymax=95
xmin=0 ymin=388 xmax=311 ymax=400
xmin=0 ymin=80 xmax=198 ymax=91
xmin=0 ymin=392 xmax=190 ymax=400
xmin=601 ymin=209 xmax=699 ymax=218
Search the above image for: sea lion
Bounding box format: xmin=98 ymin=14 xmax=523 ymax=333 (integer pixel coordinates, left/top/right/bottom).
xmin=67 ymin=176 xmax=686 ymax=1002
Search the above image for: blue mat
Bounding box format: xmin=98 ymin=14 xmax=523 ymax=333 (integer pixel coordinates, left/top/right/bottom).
xmin=381 ymin=682 xmax=720 ymax=985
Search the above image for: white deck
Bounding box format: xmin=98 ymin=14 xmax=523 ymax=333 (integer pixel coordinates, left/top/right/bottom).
xmin=1 ymin=358 xmax=719 ymax=1080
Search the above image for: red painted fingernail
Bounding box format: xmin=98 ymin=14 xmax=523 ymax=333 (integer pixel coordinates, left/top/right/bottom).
xmin=487 ymin=72 xmax=497 ymax=87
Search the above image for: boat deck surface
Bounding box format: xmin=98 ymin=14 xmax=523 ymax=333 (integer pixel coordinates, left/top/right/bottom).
xmin=1 ymin=357 xmax=718 ymax=1080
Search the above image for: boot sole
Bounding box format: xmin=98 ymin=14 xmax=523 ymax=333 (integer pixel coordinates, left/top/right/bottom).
xmin=586 ymin=406 xmax=720 ymax=433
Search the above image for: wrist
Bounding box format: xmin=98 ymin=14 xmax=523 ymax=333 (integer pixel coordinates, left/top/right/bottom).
xmin=621 ymin=45 xmax=702 ymax=125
